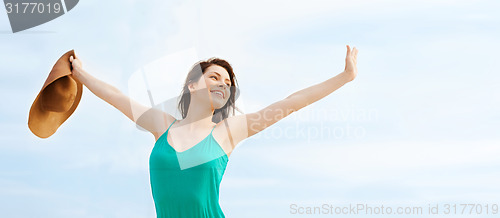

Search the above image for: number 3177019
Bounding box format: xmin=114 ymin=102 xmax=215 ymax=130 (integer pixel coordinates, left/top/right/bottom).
xmin=5 ymin=3 xmax=62 ymax=14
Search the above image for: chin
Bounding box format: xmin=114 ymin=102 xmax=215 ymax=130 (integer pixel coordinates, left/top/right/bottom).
xmin=213 ymin=103 xmax=227 ymax=110
xmin=211 ymin=99 xmax=228 ymax=109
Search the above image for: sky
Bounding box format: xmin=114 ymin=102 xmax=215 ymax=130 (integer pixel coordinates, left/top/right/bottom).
xmin=1 ymin=0 xmax=499 ymax=217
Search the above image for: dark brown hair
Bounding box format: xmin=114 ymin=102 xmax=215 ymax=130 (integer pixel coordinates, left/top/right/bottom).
xmin=177 ymin=57 xmax=240 ymax=123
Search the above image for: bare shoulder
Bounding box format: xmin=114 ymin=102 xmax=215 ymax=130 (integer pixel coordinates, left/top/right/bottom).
xmin=213 ymin=114 xmax=249 ymax=153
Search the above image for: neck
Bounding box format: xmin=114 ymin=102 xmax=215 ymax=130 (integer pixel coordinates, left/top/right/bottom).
xmin=180 ymin=98 xmax=215 ymax=130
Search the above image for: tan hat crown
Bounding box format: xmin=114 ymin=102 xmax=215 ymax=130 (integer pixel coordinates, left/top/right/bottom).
xmin=40 ymin=76 xmax=77 ymax=112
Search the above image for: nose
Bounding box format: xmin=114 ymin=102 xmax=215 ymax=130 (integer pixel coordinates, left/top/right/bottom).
xmin=218 ymin=83 xmax=228 ymax=89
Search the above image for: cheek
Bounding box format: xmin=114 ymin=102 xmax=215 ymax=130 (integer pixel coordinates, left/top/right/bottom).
xmin=203 ymin=80 xmax=212 ymax=88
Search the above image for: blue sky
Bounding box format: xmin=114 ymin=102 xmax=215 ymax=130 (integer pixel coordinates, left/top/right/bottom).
xmin=1 ymin=0 xmax=499 ymax=217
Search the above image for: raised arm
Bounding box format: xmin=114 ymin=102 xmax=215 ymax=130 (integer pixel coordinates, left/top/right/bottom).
xmin=69 ymin=55 xmax=174 ymax=138
xmin=222 ymin=45 xmax=359 ymax=148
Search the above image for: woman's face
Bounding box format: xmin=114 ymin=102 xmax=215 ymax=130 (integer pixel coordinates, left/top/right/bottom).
xmin=189 ymin=65 xmax=231 ymax=109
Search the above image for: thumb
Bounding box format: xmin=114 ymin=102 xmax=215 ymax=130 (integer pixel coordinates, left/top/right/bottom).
xmin=70 ymin=55 xmax=73 ymax=62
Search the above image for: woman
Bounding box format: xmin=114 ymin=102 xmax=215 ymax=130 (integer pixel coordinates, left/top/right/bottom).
xmin=69 ymin=45 xmax=358 ymax=218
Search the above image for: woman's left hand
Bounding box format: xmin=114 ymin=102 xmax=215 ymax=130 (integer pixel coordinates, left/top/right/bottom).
xmin=343 ymin=45 xmax=358 ymax=82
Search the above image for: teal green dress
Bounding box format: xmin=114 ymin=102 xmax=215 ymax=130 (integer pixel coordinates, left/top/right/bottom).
xmin=149 ymin=119 xmax=229 ymax=218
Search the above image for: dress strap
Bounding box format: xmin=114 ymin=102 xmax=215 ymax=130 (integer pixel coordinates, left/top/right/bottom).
xmin=210 ymin=123 xmax=217 ymax=134
xmin=167 ymin=119 xmax=176 ymax=132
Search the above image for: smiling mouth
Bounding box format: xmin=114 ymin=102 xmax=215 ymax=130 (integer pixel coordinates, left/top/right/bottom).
xmin=210 ymin=90 xmax=224 ymax=98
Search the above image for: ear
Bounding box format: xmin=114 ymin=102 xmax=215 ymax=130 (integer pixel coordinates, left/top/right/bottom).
xmin=188 ymin=82 xmax=196 ymax=91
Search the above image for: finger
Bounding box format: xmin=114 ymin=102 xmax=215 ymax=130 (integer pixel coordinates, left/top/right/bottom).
xmin=347 ymin=45 xmax=352 ymax=57
xmin=352 ymin=48 xmax=357 ymax=62
xmin=351 ymin=48 xmax=357 ymax=57
xmin=70 ymin=55 xmax=73 ymax=62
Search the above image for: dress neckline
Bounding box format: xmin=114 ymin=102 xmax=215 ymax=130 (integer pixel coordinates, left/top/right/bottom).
xmin=162 ymin=119 xmax=218 ymax=153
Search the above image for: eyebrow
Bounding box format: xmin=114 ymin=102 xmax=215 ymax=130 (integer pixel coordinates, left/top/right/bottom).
xmin=211 ymin=72 xmax=231 ymax=85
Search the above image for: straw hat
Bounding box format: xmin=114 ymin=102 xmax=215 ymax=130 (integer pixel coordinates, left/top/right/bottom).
xmin=28 ymin=50 xmax=83 ymax=138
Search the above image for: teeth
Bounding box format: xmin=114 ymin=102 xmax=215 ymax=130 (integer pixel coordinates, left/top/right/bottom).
xmin=211 ymin=91 xmax=223 ymax=98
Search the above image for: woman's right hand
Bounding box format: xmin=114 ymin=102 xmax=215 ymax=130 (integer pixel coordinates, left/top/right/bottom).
xmin=69 ymin=55 xmax=84 ymax=81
